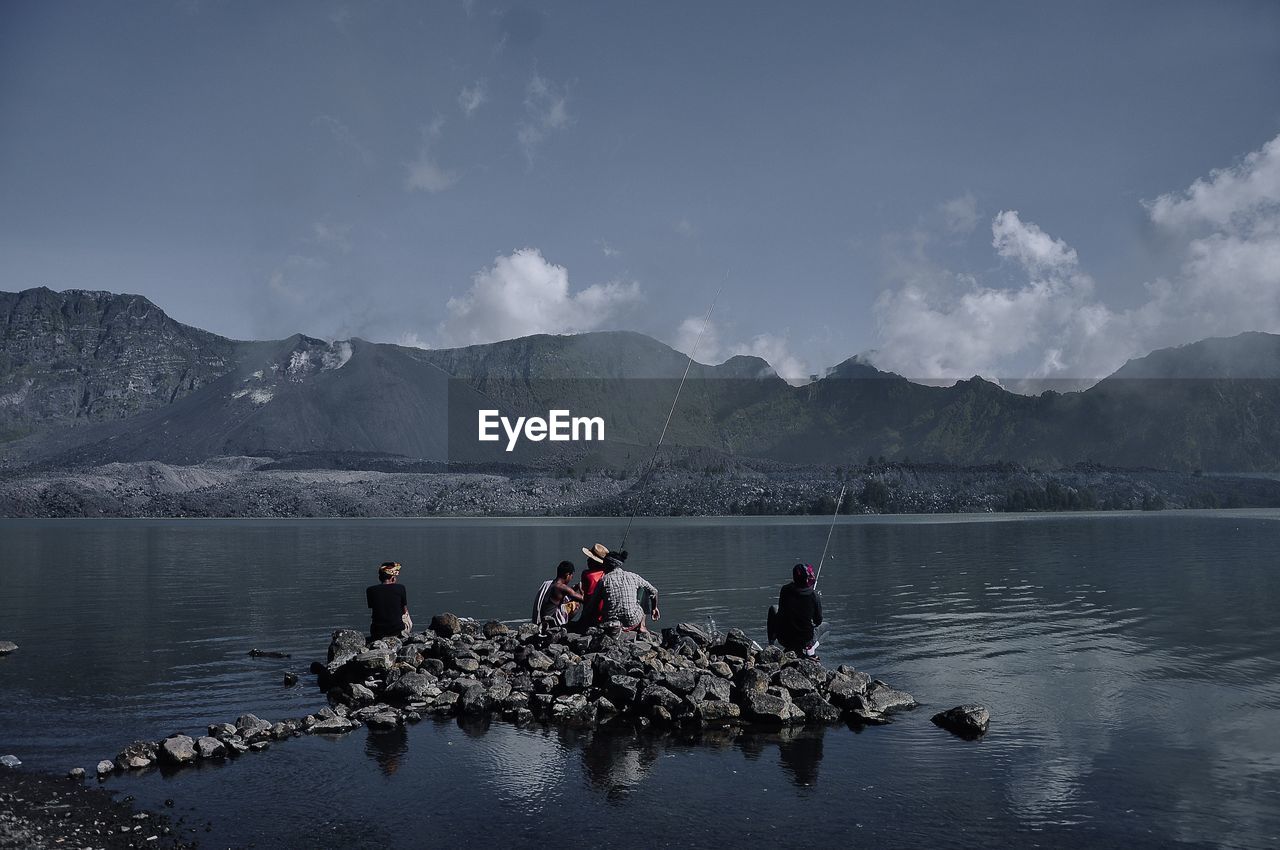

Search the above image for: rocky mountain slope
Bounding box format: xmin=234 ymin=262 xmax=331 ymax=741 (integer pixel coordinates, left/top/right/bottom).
xmin=3 ymin=287 xmax=1280 ymax=472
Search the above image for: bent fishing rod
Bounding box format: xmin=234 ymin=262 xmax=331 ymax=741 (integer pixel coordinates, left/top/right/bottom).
xmin=813 ymin=483 xmax=846 ymax=588
xmin=618 ymin=278 xmax=725 ymax=551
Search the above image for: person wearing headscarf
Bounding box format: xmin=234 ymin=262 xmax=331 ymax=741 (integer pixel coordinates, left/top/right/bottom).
xmin=768 ymin=563 xmax=823 ymax=657
xmin=367 ymin=561 xmax=410 ymax=640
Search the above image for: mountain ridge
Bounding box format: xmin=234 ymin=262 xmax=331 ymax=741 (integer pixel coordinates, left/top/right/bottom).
xmin=3 ymin=287 xmax=1280 ymax=472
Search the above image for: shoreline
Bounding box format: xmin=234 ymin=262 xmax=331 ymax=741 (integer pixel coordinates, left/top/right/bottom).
xmin=0 ymin=767 xmax=195 ymax=850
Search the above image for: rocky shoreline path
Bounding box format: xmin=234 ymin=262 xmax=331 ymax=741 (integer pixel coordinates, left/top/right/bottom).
xmin=2 ymin=614 xmax=986 ymax=846
xmin=81 ymin=614 xmax=988 ymax=783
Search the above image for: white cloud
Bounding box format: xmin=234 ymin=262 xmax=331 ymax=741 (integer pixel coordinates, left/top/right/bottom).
xmin=671 ymin=318 xmax=810 ymax=384
xmin=992 ymin=210 xmax=1078 ymax=273
xmin=458 ymin=81 xmax=487 ymax=117
xmin=517 ymin=74 xmax=570 ymax=162
xmin=869 ymin=133 xmax=1280 ymax=388
xmin=397 ymin=331 xmax=429 ymax=350
xmin=1146 ymin=135 xmax=1280 ymax=232
xmin=436 ymin=248 xmax=641 ymax=347
xmin=600 ymin=241 xmax=620 ymax=258
xmin=406 ymin=118 xmax=459 ymax=193
xmin=939 ymin=193 xmax=978 ymax=235
xmin=871 ymin=214 xmax=1132 ymax=384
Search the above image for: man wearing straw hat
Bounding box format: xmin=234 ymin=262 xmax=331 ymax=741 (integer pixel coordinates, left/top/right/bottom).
xmin=367 ymin=561 xmax=411 ymax=641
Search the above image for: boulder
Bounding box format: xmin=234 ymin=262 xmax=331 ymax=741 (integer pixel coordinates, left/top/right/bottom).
xmin=482 ymin=620 xmax=509 ymax=638
xmin=793 ymin=693 xmax=841 ymax=724
xmin=741 ymin=692 xmax=790 ymax=724
xmin=733 ymin=667 xmax=770 ymax=698
xmin=208 ymin=723 xmax=238 ymax=741
xmin=327 ymin=629 xmax=366 ymax=664
xmin=0 ymin=641 xmax=18 ymax=656
xmin=676 ymin=622 xmax=713 ymax=647
xmin=283 ymin=673 xmax=299 ymax=687
xmin=690 ymin=675 xmax=731 ymax=704
xmin=864 ymin=681 xmax=917 ymax=714
xmin=606 ymin=674 xmax=641 ymax=707
xmin=347 ymin=651 xmax=393 ymax=677
xmin=115 ymin=741 xmax=157 ymax=771
xmin=825 ymin=672 xmax=869 ymax=707
xmin=430 ymin=613 xmax=461 ymax=638
xmin=756 ymin=645 xmax=785 ymax=664
xmin=696 ymin=700 xmax=741 ymax=723
xmin=772 ymin=667 xmax=817 ymax=695
xmin=459 ymin=685 xmax=488 ymax=716
xmin=660 ymin=670 xmax=698 ymax=695
xmin=346 ymin=683 xmax=376 ymax=704
xmin=68 ymin=767 xmax=86 ymax=780
xmin=159 ymin=735 xmax=196 ymax=766
xmin=713 ymin=629 xmax=755 ymax=660
xmin=639 ymin=684 xmax=683 ymax=719
xmin=523 ymin=650 xmax=554 ymax=672
xmin=0 ymin=755 xmax=19 ymax=768
xmin=561 ymin=661 xmax=593 ymax=691
xmin=195 ymin=737 xmax=226 ymax=759
xmin=96 ymin=759 xmax=115 ymax=778
xmin=309 ymin=716 xmax=355 ymax=734
xmin=931 ymin=704 xmax=990 ymax=738
xmin=235 ymin=714 xmax=273 ymax=741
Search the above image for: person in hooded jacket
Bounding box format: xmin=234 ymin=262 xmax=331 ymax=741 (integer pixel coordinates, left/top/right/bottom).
xmin=768 ymin=563 xmax=824 ymax=657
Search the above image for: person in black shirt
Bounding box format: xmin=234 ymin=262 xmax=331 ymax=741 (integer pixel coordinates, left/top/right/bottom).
xmin=768 ymin=563 xmax=824 ymax=657
xmin=367 ymin=561 xmax=409 ymax=641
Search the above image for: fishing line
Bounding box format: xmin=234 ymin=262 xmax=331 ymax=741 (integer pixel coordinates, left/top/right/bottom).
xmin=619 ymin=275 xmax=726 ymax=550
xmin=813 ymin=483 xmax=846 ymax=588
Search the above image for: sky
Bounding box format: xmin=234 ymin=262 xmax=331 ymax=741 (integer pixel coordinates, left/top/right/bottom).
xmin=2 ymin=0 xmax=1279 ymax=386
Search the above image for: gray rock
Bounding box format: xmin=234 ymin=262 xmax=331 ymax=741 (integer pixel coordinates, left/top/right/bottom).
xmin=366 ymin=711 xmax=403 ymax=728
xmin=660 ymin=670 xmax=698 ymax=695
xmin=482 ymin=620 xmax=509 ymax=638
xmin=734 ymin=667 xmax=771 ymax=697
xmin=452 ymin=655 xmax=481 ymax=673
xmin=793 ymin=692 xmax=841 ymax=723
xmin=0 ymin=641 xmax=18 ymax=656
xmin=640 ymin=684 xmax=684 ymax=719
xmin=486 ymin=679 xmax=513 ymax=703
xmin=524 ymin=650 xmax=554 ymax=671
xmin=235 ymin=713 xmax=273 ymax=741
xmin=690 ymin=674 xmax=731 ymax=704
xmin=825 ymin=672 xmax=869 ymax=707
xmin=68 ymin=767 xmax=86 ymax=780
xmin=676 ymin=622 xmax=713 ymax=647
xmin=327 ymin=629 xmax=366 ymax=664
xmin=430 ymin=612 xmax=461 ymax=638
xmin=696 ymin=700 xmax=742 ymax=723
xmin=773 ymin=667 xmax=817 ymax=695
xmin=208 ymin=722 xmax=238 ymax=741
xmin=249 ymin=741 xmax=270 ymax=752
xmin=283 ymin=672 xmax=299 ymax=687
xmin=115 ymin=741 xmax=157 ymax=771
xmin=348 ymin=650 xmax=393 ymax=677
xmin=346 ymin=683 xmax=376 ymax=704
xmin=195 ymin=737 xmax=226 ymax=759
xmin=756 ymin=645 xmax=785 ymax=664
xmin=159 ymin=735 xmax=196 ymax=766
xmin=308 ymin=716 xmax=355 ymax=734
xmin=96 ymin=759 xmax=115 ymax=778
xmin=460 ymin=684 xmax=488 ymax=715
xmin=931 ymin=704 xmax=990 ymax=738
xmin=561 ymin=661 xmax=593 ymax=691
xmin=864 ymin=681 xmax=917 ymax=714
xmin=708 ymin=661 xmax=734 ymax=678
xmin=714 ymin=628 xmax=755 ymax=660
xmin=742 ymin=691 xmax=790 ymax=724
xmin=0 ymin=755 xmax=20 ymax=768
xmin=606 ymin=674 xmax=641 ymax=706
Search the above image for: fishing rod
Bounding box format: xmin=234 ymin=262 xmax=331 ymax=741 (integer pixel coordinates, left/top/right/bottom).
xmin=813 ymin=484 xmax=846 ymax=588
xmin=618 ymin=278 xmax=725 ymax=551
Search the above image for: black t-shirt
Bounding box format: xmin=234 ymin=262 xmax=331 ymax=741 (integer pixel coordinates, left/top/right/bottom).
xmin=366 ymin=582 xmax=408 ymax=635
xmin=777 ymin=583 xmax=823 ymax=648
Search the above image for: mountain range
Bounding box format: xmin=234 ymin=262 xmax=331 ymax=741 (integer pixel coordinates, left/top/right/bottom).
xmin=3 ymin=287 xmax=1279 ymax=472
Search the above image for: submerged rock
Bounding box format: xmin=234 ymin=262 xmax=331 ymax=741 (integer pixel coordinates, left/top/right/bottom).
xmin=931 ymin=704 xmax=990 ymax=738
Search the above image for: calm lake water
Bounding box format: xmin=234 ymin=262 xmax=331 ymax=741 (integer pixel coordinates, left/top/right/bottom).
xmin=2 ymin=513 xmax=1279 ymax=848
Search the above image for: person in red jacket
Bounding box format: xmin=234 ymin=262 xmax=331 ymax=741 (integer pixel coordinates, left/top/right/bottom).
xmin=573 ymin=542 xmax=610 ymax=630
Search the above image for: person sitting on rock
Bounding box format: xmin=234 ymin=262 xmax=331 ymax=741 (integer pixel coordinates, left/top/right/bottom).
xmin=571 ymin=542 xmax=610 ymax=631
xmin=599 ymin=552 xmax=660 ymax=633
xmin=532 ymin=560 xmax=584 ymax=628
xmin=367 ymin=561 xmax=410 ymax=641
xmin=768 ymin=563 xmax=823 ymax=658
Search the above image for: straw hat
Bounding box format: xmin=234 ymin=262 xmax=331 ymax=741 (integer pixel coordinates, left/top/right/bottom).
xmin=581 ymin=543 xmax=609 ymax=564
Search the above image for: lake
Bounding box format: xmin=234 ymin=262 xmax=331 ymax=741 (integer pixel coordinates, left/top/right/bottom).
xmin=2 ymin=513 xmax=1278 ymax=848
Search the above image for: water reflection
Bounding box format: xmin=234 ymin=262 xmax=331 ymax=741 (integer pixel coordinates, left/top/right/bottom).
xmin=365 ymin=726 xmax=408 ymax=776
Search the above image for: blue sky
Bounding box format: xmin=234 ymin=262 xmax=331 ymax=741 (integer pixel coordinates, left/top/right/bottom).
xmin=2 ymin=1 xmax=1279 ymax=384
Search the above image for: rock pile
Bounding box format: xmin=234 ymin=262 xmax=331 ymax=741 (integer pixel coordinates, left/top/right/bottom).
xmin=85 ymin=614 xmax=928 ymax=780
xmin=313 ymin=615 xmax=918 ymax=731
